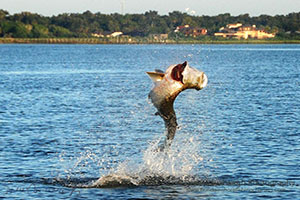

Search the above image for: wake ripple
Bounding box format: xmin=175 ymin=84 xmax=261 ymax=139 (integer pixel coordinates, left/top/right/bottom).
xmin=7 ymin=175 xmax=298 ymax=189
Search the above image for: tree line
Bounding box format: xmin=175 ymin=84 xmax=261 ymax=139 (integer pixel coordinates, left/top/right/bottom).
xmin=0 ymin=9 xmax=299 ymax=39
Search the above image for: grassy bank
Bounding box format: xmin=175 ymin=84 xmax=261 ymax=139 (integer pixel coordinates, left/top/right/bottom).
xmin=0 ymin=37 xmax=300 ymax=44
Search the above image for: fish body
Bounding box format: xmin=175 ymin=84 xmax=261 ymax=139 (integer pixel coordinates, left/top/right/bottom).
xmin=147 ymin=61 xmax=207 ymax=150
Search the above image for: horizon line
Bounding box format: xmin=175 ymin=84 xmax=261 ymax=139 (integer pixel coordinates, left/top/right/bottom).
xmin=1 ymin=9 xmax=298 ymax=18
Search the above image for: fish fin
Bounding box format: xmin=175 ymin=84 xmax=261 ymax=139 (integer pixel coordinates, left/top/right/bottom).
xmin=146 ymin=71 xmax=165 ymax=82
xmin=155 ymin=69 xmax=164 ymax=73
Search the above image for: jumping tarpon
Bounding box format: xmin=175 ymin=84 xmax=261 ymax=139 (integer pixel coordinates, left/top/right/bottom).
xmin=147 ymin=61 xmax=208 ymax=150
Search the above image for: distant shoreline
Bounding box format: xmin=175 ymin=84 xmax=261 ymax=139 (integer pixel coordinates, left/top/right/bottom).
xmin=0 ymin=38 xmax=300 ymax=44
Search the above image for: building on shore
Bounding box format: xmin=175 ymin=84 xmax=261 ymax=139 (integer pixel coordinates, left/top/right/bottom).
xmin=91 ymin=31 xmax=123 ymax=38
xmin=91 ymin=33 xmax=104 ymax=38
xmin=149 ymin=34 xmax=168 ymax=42
xmin=214 ymin=23 xmax=275 ymax=39
xmin=107 ymin=32 xmax=123 ymax=37
xmin=175 ymin=25 xmax=207 ymax=37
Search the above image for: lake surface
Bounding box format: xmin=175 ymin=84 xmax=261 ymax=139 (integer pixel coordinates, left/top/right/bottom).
xmin=0 ymin=44 xmax=299 ymax=199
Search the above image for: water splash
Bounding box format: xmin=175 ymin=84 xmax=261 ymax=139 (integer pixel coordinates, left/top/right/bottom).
xmin=92 ymin=131 xmax=208 ymax=187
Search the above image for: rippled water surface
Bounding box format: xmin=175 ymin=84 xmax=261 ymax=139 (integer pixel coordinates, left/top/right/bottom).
xmin=0 ymin=44 xmax=299 ymax=199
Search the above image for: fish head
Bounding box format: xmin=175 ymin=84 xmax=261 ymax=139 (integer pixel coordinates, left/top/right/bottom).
xmin=164 ymin=61 xmax=208 ymax=91
xmin=147 ymin=61 xmax=208 ymax=102
xmin=181 ymin=61 xmax=208 ymax=90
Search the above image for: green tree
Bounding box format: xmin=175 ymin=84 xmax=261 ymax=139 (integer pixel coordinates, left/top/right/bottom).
xmin=12 ymin=22 xmax=30 ymax=37
xmin=31 ymin=24 xmax=49 ymax=37
xmin=49 ymin=25 xmax=74 ymax=37
xmin=0 ymin=10 xmax=299 ymax=39
xmin=0 ymin=9 xmax=9 ymax=20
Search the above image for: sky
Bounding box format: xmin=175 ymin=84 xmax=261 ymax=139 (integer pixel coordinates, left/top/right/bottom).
xmin=1 ymin=0 xmax=300 ymax=16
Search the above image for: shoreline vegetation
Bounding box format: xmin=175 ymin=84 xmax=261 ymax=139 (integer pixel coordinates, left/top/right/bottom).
xmin=0 ymin=9 xmax=299 ymax=44
xmin=0 ymin=37 xmax=299 ymax=44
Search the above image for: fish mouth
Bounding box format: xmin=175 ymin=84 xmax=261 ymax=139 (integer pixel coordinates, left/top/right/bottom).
xmin=201 ymin=73 xmax=208 ymax=88
xmin=196 ymin=73 xmax=208 ymax=90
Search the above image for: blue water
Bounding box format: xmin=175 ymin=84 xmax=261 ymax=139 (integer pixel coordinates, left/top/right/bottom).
xmin=0 ymin=44 xmax=299 ymax=199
